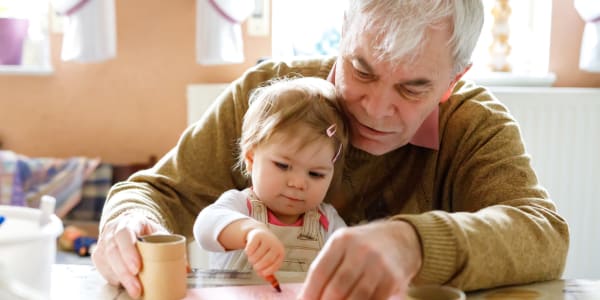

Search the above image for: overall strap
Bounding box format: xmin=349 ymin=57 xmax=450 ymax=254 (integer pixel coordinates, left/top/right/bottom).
xmin=298 ymin=208 xmax=321 ymax=241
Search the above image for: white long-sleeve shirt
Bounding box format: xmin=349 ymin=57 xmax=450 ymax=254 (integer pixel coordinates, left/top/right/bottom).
xmin=193 ymin=188 xmax=346 ymax=269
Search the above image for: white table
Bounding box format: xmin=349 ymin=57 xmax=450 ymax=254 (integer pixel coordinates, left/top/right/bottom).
xmin=51 ymin=264 xmax=600 ymax=300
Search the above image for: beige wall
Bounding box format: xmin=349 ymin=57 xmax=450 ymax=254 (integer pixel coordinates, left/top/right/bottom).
xmin=0 ymin=0 xmax=598 ymax=164
xmin=0 ymin=0 xmax=270 ymax=164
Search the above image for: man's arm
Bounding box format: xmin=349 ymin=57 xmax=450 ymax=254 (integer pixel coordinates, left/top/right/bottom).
xmin=299 ymin=83 xmax=569 ymax=300
xmin=397 ymin=83 xmax=569 ymax=290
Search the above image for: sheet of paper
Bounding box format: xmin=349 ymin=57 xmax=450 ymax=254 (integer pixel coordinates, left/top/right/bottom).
xmin=184 ymin=283 xmax=303 ymax=299
xmin=184 ymin=283 xmax=406 ymax=300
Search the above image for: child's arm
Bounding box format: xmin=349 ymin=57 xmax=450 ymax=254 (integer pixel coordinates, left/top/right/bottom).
xmin=218 ymin=218 xmax=285 ymax=277
xmin=193 ymin=190 xmax=251 ymax=252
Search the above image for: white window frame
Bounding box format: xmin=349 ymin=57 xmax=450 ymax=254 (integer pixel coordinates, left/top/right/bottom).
xmin=0 ymin=0 xmax=53 ymax=75
xmin=271 ymin=0 xmax=345 ymax=60
xmin=465 ymin=0 xmax=554 ymax=86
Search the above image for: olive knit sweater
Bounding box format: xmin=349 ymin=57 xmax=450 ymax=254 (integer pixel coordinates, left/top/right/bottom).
xmin=101 ymin=56 xmax=569 ymax=291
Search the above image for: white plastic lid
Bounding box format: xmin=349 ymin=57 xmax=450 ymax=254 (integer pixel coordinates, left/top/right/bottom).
xmin=0 ymin=205 xmax=63 ymax=245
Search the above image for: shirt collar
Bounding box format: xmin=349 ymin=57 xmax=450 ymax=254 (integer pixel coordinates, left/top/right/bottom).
xmin=409 ymin=106 xmax=439 ymax=150
xmin=327 ymin=62 xmax=440 ymax=151
xmin=245 ymin=196 xmax=330 ymax=230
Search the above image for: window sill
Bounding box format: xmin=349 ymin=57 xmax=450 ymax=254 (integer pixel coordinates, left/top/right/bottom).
xmin=464 ymin=72 xmax=556 ymax=87
xmin=0 ymin=65 xmax=54 ymax=76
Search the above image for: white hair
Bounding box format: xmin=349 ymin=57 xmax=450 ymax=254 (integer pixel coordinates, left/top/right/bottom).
xmin=341 ymin=0 xmax=484 ymax=74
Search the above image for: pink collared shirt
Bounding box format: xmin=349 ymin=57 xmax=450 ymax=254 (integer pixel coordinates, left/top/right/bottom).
xmin=246 ymin=199 xmax=330 ymax=231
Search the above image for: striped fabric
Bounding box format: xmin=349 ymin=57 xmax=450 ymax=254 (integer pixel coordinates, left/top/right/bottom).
xmin=65 ymin=163 xmax=113 ymax=221
xmin=0 ymin=150 xmax=100 ymax=218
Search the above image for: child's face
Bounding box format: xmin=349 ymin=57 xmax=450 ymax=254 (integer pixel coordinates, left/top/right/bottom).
xmin=246 ymin=126 xmax=336 ymax=224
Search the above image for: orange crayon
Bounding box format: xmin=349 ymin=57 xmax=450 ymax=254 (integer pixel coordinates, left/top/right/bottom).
xmin=265 ymin=274 xmax=282 ymax=292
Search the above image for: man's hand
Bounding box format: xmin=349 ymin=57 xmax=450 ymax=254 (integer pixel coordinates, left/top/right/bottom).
xmin=245 ymin=227 xmax=285 ymax=277
xmin=298 ymin=221 xmax=422 ymax=300
xmin=91 ymin=213 xmax=168 ymax=299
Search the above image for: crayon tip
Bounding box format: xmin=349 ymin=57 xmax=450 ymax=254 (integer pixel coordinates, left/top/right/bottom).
xmin=266 ymin=274 xmax=282 ymax=293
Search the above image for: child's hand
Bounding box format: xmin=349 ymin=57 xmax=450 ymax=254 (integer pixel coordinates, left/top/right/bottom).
xmin=244 ymin=227 xmax=285 ymax=277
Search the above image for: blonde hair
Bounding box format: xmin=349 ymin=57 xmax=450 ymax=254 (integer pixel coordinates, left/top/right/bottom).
xmin=341 ymin=0 xmax=484 ymax=74
xmin=238 ymin=77 xmax=349 ymax=176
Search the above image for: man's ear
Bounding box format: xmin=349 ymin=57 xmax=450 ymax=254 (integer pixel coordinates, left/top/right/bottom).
xmin=441 ymin=64 xmax=472 ymax=103
xmin=244 ymin=150 xmax=254 ymax=173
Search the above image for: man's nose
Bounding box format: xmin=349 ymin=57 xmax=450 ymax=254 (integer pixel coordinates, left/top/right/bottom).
xmin=361 ymin=86 xmax=395 ymax=118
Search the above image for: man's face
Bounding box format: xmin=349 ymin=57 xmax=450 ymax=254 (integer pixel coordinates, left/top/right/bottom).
xmin=335 ymin=22 xmax=458 ymax=155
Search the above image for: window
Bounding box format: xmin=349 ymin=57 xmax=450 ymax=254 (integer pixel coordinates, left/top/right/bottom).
xmin=271 ymin=0 xmax=554 ymax=86
xmin=0 ymin=0 xmax=52 ymax=75
xmin=466 ymin=0 xmax=554 ymax=86
xmin=271 ymin=0 xmax=346 ymax=59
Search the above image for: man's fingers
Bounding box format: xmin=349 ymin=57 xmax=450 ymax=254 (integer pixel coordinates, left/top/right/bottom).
xmin=114 ymin=227 xmax=141 ymax=274
xmin=91 ymin=242 xmax=120 ymax=286
xmin=92 ymin=231 xmax=142 ymax=298
xmin=320 ymin=246 xmax=366 ymax=300
xmin=92 ymin=215 xmax=169 ymax=299
xmin=371 ymin=277 xmax=405 ymax=300
xmin=298 ymin=222 xmax=420 ymax=300
xmin=113 ymin=258 xmax=142 ymax=299
xmin=298 ymin=230 xmax=345 ymax=299
xmin=333 ymin=268 xmax=374 ymax=300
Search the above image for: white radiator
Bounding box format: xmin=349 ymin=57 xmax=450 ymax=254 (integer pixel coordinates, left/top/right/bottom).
xmin=493 ymin=87 xmax=600 ymax=280
xmin=188 ymin=84 xmax=600 ymax=279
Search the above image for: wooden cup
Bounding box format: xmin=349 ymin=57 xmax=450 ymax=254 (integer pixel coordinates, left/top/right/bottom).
xmin=137 ymin=234 xmax=187 ymax=300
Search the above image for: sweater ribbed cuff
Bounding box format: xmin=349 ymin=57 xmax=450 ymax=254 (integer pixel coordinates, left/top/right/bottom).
xmin=391 ymin=212 xmax=457 ymax=284
xmin=100 ymin=192 xmax=172 ymax=234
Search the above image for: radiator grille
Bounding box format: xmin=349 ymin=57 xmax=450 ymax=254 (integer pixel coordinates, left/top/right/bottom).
xmin=497 ymin=87 xmax=600 ymax=279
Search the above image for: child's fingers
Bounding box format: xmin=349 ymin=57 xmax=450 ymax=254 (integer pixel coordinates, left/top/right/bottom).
xmin=252 ymin=239 xmax=285 ymax=276
xmin=246 ymin=240 xmax=270 ymax=264
xmin=245 ymin=229 xmax=285 ymax=274
xmin=253 ymin=249 xmax=279 ymax=270
xmin=245 ymin=237 xmax=260 ymax=257
xmin=255 ymin=252 xmax=283 ymax=276
xmin=245 ymin=227 xmax=270 ymax=257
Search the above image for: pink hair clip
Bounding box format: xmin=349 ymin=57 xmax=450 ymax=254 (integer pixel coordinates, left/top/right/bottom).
xmin=326 ymin=124 xmax=341 ymax=162
xmin=326 ymin=124 xmax=337 ymax=137
xmin=332 ymin=144 xmax=342 ymax=163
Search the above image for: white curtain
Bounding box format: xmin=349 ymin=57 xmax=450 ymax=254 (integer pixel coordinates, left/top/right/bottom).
xmin=196 ymin=0 xmax=255 ymax=65
xmin=51 ymin=0 xmax=116 ymax=63
xmin=575 ymin=0 xmax=600 ymax=72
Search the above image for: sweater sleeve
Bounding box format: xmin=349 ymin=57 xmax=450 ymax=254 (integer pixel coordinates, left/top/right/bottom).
xmin=193 ymin=189 xmax=251 ymax=252
xmin=99 ymin=65 xmax=268 ymax=237
xmin=394 ymin=81 xmax=569 ymax=291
